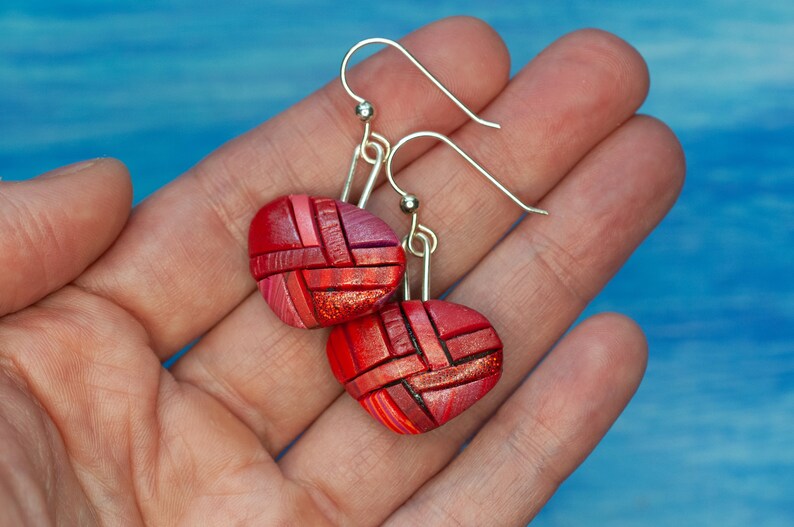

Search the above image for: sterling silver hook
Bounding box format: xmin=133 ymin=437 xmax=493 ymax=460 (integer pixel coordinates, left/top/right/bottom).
xmin=340 ymin=37 xmax=500 ymax=130
xmin=385 ymin=131 xmax=549 ymax=216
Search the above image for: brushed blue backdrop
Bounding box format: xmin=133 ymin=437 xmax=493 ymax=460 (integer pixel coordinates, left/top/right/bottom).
xmin=1 ymin=1 xmax=792 ymax=525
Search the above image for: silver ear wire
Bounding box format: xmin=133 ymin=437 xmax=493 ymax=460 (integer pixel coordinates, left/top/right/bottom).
xmin=340 ymin=37 xmax=500 ymax=130
xmin=386 ymin=131 xmax=548 ymax=217
xmin=386 ymin=131 xmax=547 ymax=257
xmin=338 ymin=39 xmax=514 ymax=214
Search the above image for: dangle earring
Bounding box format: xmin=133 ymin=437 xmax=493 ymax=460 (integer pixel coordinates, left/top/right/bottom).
xmin=248 ymin=38 xmax=498 ymax=329
xmin=326 ymin=131 xmax=548 ymax=434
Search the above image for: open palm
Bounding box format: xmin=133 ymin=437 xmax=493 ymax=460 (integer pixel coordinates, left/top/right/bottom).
xmin=0 ymin=18 xmax=683 ymax=526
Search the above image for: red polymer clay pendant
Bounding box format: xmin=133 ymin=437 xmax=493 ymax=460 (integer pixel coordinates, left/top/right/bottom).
xmin=248 ymin=194 xmax=405 ymax=328
xmin=326 ymin=299 xmax=503 ymax=434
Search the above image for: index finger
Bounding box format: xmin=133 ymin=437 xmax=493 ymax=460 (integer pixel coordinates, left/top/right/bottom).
xmin=75 ymin=17 xmax=511 ymax=357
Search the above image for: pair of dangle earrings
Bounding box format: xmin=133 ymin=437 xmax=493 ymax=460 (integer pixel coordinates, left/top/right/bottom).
xmin=247 ymin=38 xmax=547 ymax=434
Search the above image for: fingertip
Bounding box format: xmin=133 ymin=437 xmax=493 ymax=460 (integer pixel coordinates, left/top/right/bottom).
xmin=607 ymin=115 xmax=687 ymax=214
xmin=570 ymin=312 xmax=648 ymax=393
xmin=434 ymin=16 xmax=511 ymax=83
xmin=0 ymin=157 xmax=134 ymax=315
xmin=47 ymin=157 xmax=133 ymax=251
xmin=84 ymin=157 xmax=134 ymax=227
xmin=572 ymin=28 xmax=649 ymax=100
xmin=35 ymin=157 xmax=133 ymax=214
xmin=632 ymin=114 xmax=687 ymax=198
xmin=548 ymin=28 xmax=650 ymax=118
xmin=94 ymin=157 xmax=133 ymax=202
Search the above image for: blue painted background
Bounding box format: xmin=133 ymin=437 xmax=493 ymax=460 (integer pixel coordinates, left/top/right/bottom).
xmin=1 ymin=1 xmax=792 ymax=524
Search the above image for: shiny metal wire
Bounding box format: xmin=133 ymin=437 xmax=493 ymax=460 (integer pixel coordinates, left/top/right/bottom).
xmin=401 ymin=231 xmax=433 ymax=302
xmin=340 ymin=140 xmax=385 ymax=208
xmin=407 ymin=213 xmax=438 ymax=256
xmin=340 ymin=37 xmax=501 ymax=130
xmin=386 ymin=131 xmax=549 ymax=216
xmin=340 ymin=37 xmax=504 ymax=208
xmin=359 ymin=126 xmax=390 ymax=165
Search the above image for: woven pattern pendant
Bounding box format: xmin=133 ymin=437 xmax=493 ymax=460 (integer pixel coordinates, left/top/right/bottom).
xmin=249 ymin=194 xmax=405 ymax=328
xmin=327 ymin=299 xmax=503 ymax=433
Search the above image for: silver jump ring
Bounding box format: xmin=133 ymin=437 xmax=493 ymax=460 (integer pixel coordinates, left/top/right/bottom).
xmin=406 ymin=216 xmax=438 ymax=257
xmin=360 ymin=130 xmax=390 ymax=165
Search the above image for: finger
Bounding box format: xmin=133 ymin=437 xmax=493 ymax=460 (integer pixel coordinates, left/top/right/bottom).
xmin=277 ymin=115 xmax=685 ymax=525
xmin=172 ymin=28 xmax=651 ymax=455
xmin=385 ymin=313 xmax=647 ymax=526
xmin=75 ymin=16 xmax=511 ymax=357
xmin=0 ymin=159 xmax=132 ymax=317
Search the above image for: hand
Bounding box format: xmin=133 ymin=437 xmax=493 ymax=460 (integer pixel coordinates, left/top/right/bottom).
xmin=0 ymin=18 xmax=683 ymax=526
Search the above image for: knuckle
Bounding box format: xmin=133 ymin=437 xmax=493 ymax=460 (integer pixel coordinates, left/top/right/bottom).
xmin=494 ymin=403 xmax=568 ymax=491
xmin=523 ymin=226 xmax=595 ymax=305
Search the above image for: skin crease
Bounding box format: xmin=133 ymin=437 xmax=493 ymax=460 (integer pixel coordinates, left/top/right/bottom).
xmin=0 ymin=17 xmax=684 ymax=527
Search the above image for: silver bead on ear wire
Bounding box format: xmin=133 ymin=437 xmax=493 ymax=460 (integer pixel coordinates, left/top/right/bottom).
xmin=400 ymin=194 xmax=420 ymax=214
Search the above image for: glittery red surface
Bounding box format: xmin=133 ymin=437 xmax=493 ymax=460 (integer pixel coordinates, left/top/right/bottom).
xmin=312 ymin=288 xmax=391 ymax=327
xmin=326 ymin=299 xmax=504 ymax=434
xmin=248 ymin=195 xmax=405 ymax=328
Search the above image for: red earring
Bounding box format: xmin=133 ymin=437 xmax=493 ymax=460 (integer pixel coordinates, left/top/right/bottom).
xmin=326 ymin=131 xmax=548 ymax=433
xmin=248 ymin=38 xmax=503 ymax=329
xmin=248 ymin=143 xmax=404 ymax=328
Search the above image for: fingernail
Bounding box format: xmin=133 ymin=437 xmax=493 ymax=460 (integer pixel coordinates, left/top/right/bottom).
xmin=40 ymin=159 xmax=99 ymax=179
